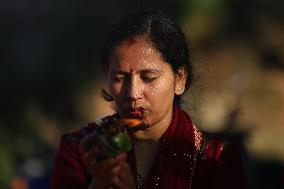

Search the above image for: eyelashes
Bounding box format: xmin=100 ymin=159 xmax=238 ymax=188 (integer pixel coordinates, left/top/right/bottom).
xmin=140 ymin=76 xmax=157 ymax=83
xmin=110 ymin=75 xmax=124 ymax=82
xmin=109 ymin=74 xmax=158 ymax=84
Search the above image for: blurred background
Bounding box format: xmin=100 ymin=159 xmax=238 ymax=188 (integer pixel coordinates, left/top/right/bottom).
xmin=1 ymin=0 xmax=284 ymax=188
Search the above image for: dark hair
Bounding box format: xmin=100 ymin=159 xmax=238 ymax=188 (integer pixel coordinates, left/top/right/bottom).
xmin=100 ymin=9 xmax=193 ymax=104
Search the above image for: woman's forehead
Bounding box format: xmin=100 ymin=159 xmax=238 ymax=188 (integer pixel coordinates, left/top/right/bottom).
xmin=108 ymin=57 xmax=167 ymax=74
xmin=117 ymin=36 xmax=156 ymax=55
xmin=108 ymin=37 xmax=169 ymax=72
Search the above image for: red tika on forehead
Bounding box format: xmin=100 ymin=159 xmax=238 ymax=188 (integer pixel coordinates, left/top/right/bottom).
xmin=125 ymin=36 xmax=137 ymax=47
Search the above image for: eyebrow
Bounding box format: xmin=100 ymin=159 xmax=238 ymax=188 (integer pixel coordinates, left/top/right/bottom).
xmin=109 ymin=68 xmax=163 ymax=75
xmin=139 ymin=69 xmax=163 ymax=74
xmin=109 ymin=70 xmax=129 ymax=75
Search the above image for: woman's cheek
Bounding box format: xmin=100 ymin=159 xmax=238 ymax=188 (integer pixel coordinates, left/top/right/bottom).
xmin=146 ymin=84 xmax=171 ymax=104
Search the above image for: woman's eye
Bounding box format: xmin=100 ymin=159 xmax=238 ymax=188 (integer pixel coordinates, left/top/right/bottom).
xmin=110 ymin=75 xmax=124 ymax=82
xmin=141 ymin=75 xmax=157 ymax=83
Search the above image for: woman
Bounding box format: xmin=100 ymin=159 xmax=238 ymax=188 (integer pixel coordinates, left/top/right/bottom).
xmin=51 ymin=9 xmax=246 ymax=189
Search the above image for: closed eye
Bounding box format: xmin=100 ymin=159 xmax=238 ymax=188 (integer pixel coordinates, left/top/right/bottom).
xmin=141 ymin=75 xmax=158 ymax=83
xmin=110 ymin=74 xmax=125 ymax=82
xmin=139 ymin=69 xmax=162 ymax=83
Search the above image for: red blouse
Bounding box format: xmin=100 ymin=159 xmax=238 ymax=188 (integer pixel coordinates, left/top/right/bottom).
xmin=51 ymin=106 xmax=246 ymax=189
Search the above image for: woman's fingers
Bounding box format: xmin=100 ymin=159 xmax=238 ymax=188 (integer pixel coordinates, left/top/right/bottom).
xmin=80 ymin=133 xmax=96 ymax=151
xmin=88 ymin=159 xmax=135 ymax=189
xmin=119 ymin=161 xmax=134 ymax=181
xmin=88 ymin=153 xmax=127 ymax=179
xmin=83 ymin=146 xmax=100 ymax=163
xmin=96 ymin=153 xmax=127 ymax=172
xmin=78 ymin=132 xmax=134 ymax=189
xmin=82 ymin=146 xmax=101 ymax=175
xmin=110 ymin=161 xmax=136 ymax=189
xmin=110 ymin=176 xmax=126 ymax=189
xmin=80 ymin=135 xmax=130 ymax=189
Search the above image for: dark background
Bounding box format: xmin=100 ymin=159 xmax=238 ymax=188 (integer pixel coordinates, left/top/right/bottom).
xmin=1 ymin=0 xmax=284 ymax=188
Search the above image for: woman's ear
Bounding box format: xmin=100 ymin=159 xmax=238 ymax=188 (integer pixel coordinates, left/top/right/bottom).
xmin=174 ymin=67 xmax=188 ymax=95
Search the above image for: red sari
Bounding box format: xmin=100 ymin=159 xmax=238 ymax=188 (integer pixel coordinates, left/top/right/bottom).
xmin=51 ymin=106 xmax=246 ymax=189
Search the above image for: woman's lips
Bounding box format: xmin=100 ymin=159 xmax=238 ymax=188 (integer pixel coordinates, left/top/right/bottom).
xmin=127 ymin=107 xmax=144 ymax=118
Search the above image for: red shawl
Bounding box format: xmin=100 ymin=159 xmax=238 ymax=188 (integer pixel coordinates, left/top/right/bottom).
xmin=51 ymin=106 xmax=246 ymax=189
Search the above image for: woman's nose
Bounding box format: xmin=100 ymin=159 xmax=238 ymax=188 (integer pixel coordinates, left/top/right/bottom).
xmin=125 ymin=77 xmax=143 ymax=100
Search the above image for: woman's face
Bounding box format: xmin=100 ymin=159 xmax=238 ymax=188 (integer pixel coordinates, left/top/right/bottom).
xmin=107 ymin=37 xmax=186 ymax=128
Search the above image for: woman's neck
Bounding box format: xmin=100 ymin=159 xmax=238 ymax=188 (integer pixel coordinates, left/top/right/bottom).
xmin=133 ymin=138 xmax=159 ymax=180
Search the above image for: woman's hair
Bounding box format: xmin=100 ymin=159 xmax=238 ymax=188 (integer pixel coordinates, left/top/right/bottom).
xmin=100 ymin=9 xmax=193 ymax=104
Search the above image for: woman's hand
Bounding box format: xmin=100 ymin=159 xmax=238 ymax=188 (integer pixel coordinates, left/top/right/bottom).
xmin=109 ymin=160 xmax=136 ymax=189
xmin=84 ymin=152 xmax=136 ymax=189
xmin=80 ymin=134 xmax=136 ymax=189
